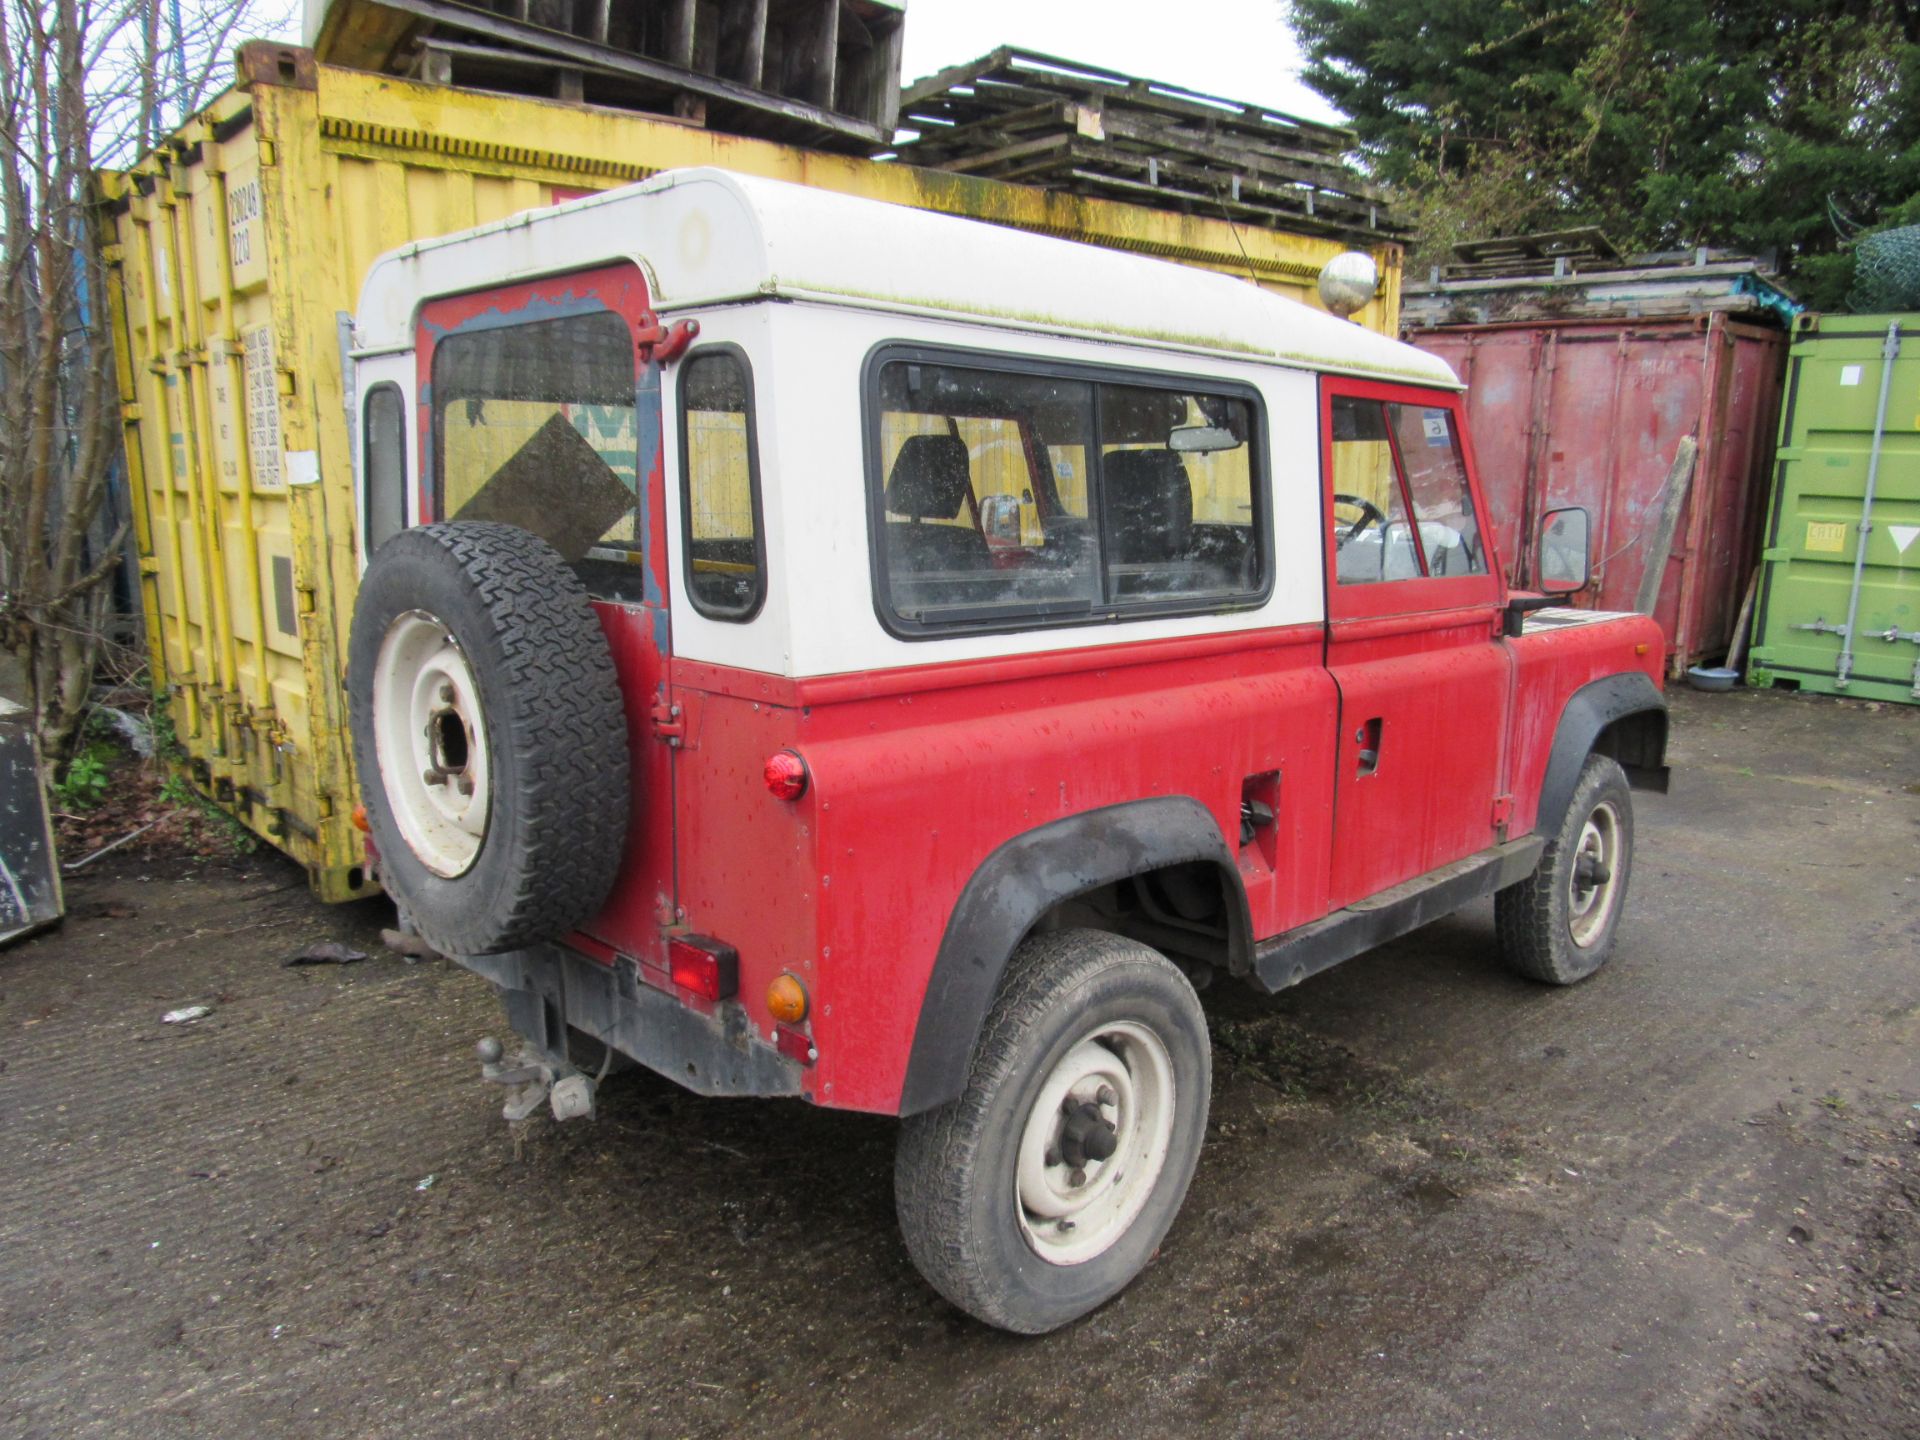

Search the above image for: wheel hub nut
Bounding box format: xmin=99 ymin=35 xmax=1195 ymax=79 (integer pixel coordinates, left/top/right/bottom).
xmin=1059 ymin=1099 xmax=1119 ymax=1168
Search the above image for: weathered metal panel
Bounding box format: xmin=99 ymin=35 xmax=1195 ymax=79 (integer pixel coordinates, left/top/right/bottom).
xmin=0 ymin=704 xmax=63 ymax=946
xmin=1748 ymin=313 xmax=1920 ymax=704
xmin=1409 ymin=315 xmax=1788 ymax=676
xmin=98 ymin=46 xmax=1404 ymax=899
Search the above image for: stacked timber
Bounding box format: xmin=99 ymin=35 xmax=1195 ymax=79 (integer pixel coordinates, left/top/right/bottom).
xmin=886 ymin=47 xmax=1401 ymax=249
xmin=1403 ymin=230 xmax=1799 ymax=326
xmin=307 ymin=0 xmax=906 ymax=150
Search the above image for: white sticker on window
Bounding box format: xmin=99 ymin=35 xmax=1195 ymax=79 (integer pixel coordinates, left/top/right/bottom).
xmin=1422 ymin=409 xmax=1450 ymax=446
xmin=1840 ymin=364 xmax=1863 ymax=387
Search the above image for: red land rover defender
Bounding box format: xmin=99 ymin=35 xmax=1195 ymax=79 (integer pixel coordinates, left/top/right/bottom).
xmin=347 ymin=169 xmax=1669 ymax=1333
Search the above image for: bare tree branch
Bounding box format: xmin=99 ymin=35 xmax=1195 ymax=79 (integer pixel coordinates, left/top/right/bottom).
xmin=0 ymin=0 xmax=292 ymax=767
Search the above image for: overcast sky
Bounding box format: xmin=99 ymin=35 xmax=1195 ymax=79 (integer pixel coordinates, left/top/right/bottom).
xmin=895 ymin=0 xmax=1343 ymax=126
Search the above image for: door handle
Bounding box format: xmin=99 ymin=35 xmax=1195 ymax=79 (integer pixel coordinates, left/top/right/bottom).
xmin=1354 ymin=717 xmax=1382 ymax=777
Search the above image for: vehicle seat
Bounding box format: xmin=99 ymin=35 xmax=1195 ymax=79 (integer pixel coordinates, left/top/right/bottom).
xmin=885 ymin=435 xmax=990 ymax=577
xmin=1103 ymin=450 xmax=1192 ymax=564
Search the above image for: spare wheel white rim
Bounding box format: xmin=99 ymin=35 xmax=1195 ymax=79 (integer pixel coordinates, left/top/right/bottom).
xmin=1015 ymin=1019 xmax=1177 ymax=1266
xmin=372 ymin=610 xmax=491 ymax=878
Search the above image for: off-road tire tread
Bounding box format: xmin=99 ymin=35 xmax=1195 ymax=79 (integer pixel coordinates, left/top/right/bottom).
xmin=894 ymin=929 xmax=1205 ymax=1333
xmin=1495 ymin=753 xmax=1632 ymax=985
xmin=348 ymin=522 xmax=629 ymax=955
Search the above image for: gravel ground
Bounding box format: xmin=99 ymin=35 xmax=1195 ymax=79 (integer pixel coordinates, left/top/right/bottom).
xmin=2 ymin=687 xmax=1916 ymax=1439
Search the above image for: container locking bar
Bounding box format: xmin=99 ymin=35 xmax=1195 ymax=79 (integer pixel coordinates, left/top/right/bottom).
xmin=1826 ymin=320 xmax=1901 ymax=689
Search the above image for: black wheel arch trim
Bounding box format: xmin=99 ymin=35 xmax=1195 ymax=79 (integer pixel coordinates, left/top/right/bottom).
xmin=896 ymin=795 xmax=1250 ymax=1116
xmin=1536 ymin=672 xmax=1670 ymax=839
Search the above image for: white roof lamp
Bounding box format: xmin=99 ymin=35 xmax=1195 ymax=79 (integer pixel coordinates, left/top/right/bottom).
xmin=1318 ymin=251 xmax=1381 ymax=321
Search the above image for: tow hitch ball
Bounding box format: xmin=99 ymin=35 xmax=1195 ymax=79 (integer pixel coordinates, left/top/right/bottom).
xmin=475 ymin=1036 xmax=596 ymax=1123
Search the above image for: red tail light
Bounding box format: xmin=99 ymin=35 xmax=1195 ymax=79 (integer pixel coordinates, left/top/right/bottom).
xmin=764 ymin=750 xmax=808 ymax=801
xmin=668 ymin=935 xmax=739 ymax=1001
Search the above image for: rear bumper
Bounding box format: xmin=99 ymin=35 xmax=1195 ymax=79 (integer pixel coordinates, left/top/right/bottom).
xmin=459 ymin=944 xmax=805 ymax=1100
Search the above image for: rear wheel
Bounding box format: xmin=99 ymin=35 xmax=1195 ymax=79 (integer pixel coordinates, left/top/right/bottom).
xmin=894 ymin=929 xmax=1210 ymax=1334
xmin=1496 ymin=753 xmax=1634 ymax=984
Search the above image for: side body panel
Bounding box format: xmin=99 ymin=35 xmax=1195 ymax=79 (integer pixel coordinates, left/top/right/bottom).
xmin=664 ymin=627 xmax=1337 ymax=1114
xmin=1503 ymin=612 xmax=1669 ymax=836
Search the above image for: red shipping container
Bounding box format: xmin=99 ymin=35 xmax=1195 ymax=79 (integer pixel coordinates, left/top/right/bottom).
xmin=1409 ymin=313 xmax=1788 ymax=676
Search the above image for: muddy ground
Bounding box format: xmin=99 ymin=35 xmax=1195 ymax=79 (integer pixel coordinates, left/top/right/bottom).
xmin=3 ymin=687 xmax=1917 ymax=1440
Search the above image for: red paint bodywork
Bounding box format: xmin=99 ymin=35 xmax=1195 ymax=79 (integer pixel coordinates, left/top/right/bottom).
xmin=1408 ymin=314 xmax=1787 ymax=676
xmin=413 ymin=283 xmax=1666 ymax=1119
xmin=1319 ymin=379 xmax=1512 ymax=908
xmin=621 ymin=373 xmax=1655 ymax=1115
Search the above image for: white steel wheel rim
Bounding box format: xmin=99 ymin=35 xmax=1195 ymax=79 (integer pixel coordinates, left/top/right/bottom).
xmin=1014 ymin=1020 xmax=1177 ymax=1267
xmin=372 ymin=610 xmax=492 ymax=879
xmin=1567 ymin=799 xmax=1623 ymax=948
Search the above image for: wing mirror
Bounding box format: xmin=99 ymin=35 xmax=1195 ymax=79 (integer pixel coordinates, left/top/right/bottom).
xmin=1537 ymin=506 xmax=1592 ymax=593
xmin=1504 ymin=505 xmax=1593 ymax=636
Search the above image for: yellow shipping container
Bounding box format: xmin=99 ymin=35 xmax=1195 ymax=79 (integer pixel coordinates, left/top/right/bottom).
xmin=98 ymin=41 xmax=1404 ymax=900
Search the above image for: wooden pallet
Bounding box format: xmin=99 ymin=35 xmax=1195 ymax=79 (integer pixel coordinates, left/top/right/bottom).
xmin=314 ymin=0 xmax=906 ymax=152
xmin=889 ymin=48 xmax=1403 ymax=245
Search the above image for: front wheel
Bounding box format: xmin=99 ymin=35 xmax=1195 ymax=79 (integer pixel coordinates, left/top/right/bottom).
xmin=894 ymin=929 xmax=1210 ymax=1334
xmin=1496 ymin=753 xmax=1635 ymax=984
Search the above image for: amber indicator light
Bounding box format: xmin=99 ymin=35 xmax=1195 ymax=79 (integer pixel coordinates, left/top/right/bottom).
xmin=766 ymin=973 xmax=809 ymax=1025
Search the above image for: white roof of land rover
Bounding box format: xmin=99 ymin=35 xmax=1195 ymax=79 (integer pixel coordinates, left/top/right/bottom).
xmin=355 ymin=167 xmax=1458 ymax=388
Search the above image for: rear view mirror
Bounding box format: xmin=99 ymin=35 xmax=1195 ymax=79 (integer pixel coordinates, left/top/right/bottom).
xmin=1168 ymin=424 xmax=1240 ymax=454
xmin=1538 ymin=506 xmax=1592 ymax=594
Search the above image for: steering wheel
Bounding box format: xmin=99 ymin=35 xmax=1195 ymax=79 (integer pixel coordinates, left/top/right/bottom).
xmin=1332 ymin=493 xmax=1386 ymax=542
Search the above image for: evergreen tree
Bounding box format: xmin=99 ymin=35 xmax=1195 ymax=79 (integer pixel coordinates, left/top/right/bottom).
xmin=1287 ymin=0 xmax=1920 ymax=306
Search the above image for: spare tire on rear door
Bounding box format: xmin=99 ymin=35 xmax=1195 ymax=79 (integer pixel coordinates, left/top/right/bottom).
xmin=348 ymin=521 xmax=630 ymax=956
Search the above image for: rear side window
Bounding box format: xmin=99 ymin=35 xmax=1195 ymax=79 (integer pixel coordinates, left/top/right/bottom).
xmin=1330 ymin=396 xmax=1488 ymax=585
xmin=362 ymin=383 xmax=406 ymax=556
xmin=678 ymin=348 xmax=765 ymax=621
xmin=868 ymin=352 xmax=1267 ymax=634
xmin=431 ymin=310 xmax=639 ymax=569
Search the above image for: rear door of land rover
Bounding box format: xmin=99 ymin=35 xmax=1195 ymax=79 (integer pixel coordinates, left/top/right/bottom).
xmin=415 ymin=262 xmax=677 ymax=942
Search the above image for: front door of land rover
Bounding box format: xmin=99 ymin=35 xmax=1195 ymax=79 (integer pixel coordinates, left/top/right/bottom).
xmin=1320 ymin=379 xmax=1513 ymax=910
xmin=417 ymin=263 xmax=676 ymax=944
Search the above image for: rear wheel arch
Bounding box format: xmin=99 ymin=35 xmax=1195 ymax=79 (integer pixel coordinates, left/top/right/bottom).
xmin=896 ymin=796 xmax=1249 ymax=1117
xmin=1536 ymin=672 xmax=1669 ymax=839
